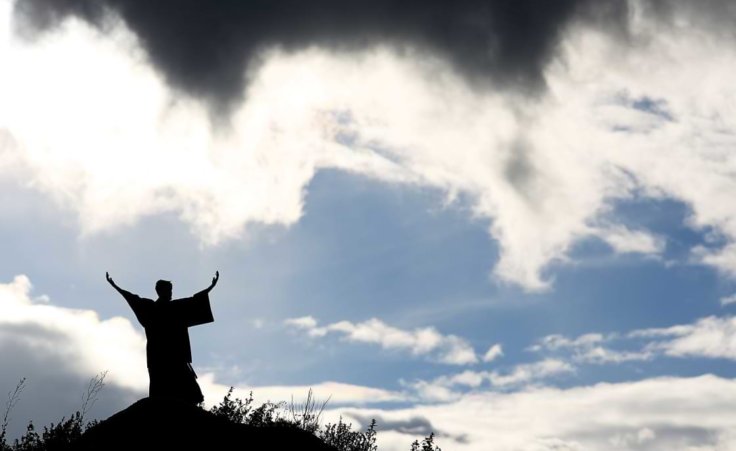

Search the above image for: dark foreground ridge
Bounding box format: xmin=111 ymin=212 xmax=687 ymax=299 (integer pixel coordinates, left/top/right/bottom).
xmin=75 ymin=397 xmax=336 ymax=451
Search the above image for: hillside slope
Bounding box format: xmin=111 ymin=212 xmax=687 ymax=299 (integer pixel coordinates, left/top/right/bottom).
xmin=75 ymin=397 xmax=337 ymax=450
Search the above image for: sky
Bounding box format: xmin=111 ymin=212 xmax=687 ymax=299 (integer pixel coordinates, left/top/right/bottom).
xmin=2 ymin=0 xmax=736 ymax=449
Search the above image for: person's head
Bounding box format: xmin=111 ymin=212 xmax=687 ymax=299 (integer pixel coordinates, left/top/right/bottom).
xmin=155 ymin=280 xmax=172 ymax=301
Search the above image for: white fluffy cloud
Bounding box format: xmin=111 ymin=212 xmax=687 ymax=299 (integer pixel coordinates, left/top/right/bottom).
xmin=335 ymin=374 xmax=736 ymax=451
xmin=285 ymin=316 xmax=478 ymax=365
xmin=0 ymin=274 xmax=148 ymax=391
xmin=6 ymin=1 xmax=736 ymax=290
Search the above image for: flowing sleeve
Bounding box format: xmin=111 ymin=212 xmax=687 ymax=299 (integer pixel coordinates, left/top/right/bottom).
xmin=121 ymin=290 xmax=154 ymax=327
xmin=175 ymin=291 xmax=214 ymax=327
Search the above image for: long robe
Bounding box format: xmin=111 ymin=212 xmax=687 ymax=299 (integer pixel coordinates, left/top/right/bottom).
xmin=122 ymin=290 xmax=214 ymax=404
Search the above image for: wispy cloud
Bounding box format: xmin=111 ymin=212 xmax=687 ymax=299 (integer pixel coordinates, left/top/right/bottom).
xmin=532 ymin=315 xmax=736 ymax=366
xmin=530 ymin=332 xmax=652 ymax=364
xmin=486 ymin=359 xmax=574 ymax=388
xmin=199 ymin=376 xmax=406 ymax=407
xmin=595 ymin=225 xmax=665 ymax=255
xmin=482 ymin=344 xmax=503 ymax=362
xmin=720 ymin=294 xmax=736 ymax=307
xmin=285 ymin=316 xmax=478 ymax=365
xmin=404 ymin=359 xmax=575 ymax=402
xmin=634 ymin=316 xmax=736 ymax=360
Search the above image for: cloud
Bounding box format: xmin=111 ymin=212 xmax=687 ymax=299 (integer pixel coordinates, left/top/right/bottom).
xmin=595 ymin=225 xmax=665 ymax=254
xmin=635 ymin=316 xmax=736 ymax=360
xmin=404 ymin=359 xmax=575 ymax=402
xmin=334 ymin=374 xmax=736 ymax=451
xmin=3 ymin=0 xmax=736 ymax=292
xmin=199 ymin=376 xmax=405 ymax=408
xmin=486 ymin=359 xmax=575 ymax=388
xmin=283 ymin=316 xmax=318 ymax=330
xmin=530 ymin=332 xmax=652 ymax=364
xmin=343 ymin=412 xmax=469 ymax=444
xmin=609 ymin=427 xmax=656 ymax=449
xmin=720 ymin=293 xmax=736 ymax=307
xmin=530 ymin=333 xmax=607 ymax=352
xmin=533 ymin=315 xmax=736 ymax=365
xmin=0 ymin=275 xmax=148 ymax=391
xmin=285 ymin=316 xmax=478 ymax=365
xmin=574 ymin=346 xmax=652 ymax=364
xmin=404 ymin=370 xmax=487 ymax=403
xmin=482 ymin=343 xmax=503 ymax=362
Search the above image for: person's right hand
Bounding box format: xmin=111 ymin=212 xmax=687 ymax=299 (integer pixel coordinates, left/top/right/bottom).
xmin=106 ymin=272 xmax=115 ymax=286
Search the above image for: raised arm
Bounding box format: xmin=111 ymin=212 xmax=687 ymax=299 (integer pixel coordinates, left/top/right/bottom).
xmin=107 ymin=272 xmax=152 ymax=326
xmin=106 ymin=272 xmax=135 ymax=298
xmin=196 ymin=271 xmax=219 ymax=296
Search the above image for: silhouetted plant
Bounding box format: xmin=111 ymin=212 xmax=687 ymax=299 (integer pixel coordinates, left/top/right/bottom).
xmin=208 ymin=387 xmax=286 ymax=428
xmin=1 ymin=375 xmax=104 ymax=451
xmin=245 ymin=400 xmax=285 ymax=427
xmin=288 ymin=388 xmax=330 ymax=434
xmin=410 ymin=432 xmax=441 ymax=451
xmin=79 ymin=372 xmax=106 ymax=425
xmin=210 ymin=388 xmax=442 ymax=451
xmin=13 ymin=423 xmax=41 ymax=451
xmin=1 ymin=378 xmax=26 ymax=451
xmin=320 ymin=417 xmax=377 ymax=451
xmin=10 ymin=407 xmax=97 ymax=451
xmin=12 ymin=415 xmax=90 ymax=451
xmin=209 ymin=388 xmax=254 ymax=424
xmin=37 ymin=412 xmax=85 ymax=451
xmin=210 ymin=389 xmax=380 ymax=450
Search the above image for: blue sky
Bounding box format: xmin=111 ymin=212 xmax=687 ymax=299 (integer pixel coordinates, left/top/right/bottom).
xmin=4 ymin=165 xmax=734 ymax=386
xmin=4 ymin=1 xmax=736 ymax=450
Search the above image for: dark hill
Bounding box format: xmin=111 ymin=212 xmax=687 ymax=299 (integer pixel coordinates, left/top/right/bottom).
xmin=75 ymin=397 xmax=337 ymax=450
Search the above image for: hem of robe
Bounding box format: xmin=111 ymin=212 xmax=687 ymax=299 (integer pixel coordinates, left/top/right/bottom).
xmin=148 ymin=363 xmax=204 ymax=405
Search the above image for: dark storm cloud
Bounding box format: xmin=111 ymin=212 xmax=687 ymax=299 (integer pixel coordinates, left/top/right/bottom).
xmin=641 ymin=0 xmax=736 ymax=25
xmin=346 ymin=412 xmax=469 ymax=443
xmin=12 ymin=0 xmax=627 ymax=112
xmin=0 ymin=326 xmax=140 ymax=441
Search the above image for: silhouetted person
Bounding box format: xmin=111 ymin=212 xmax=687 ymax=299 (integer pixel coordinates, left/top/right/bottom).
xmin=106 ymin=271 xmax=219 ymax=405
